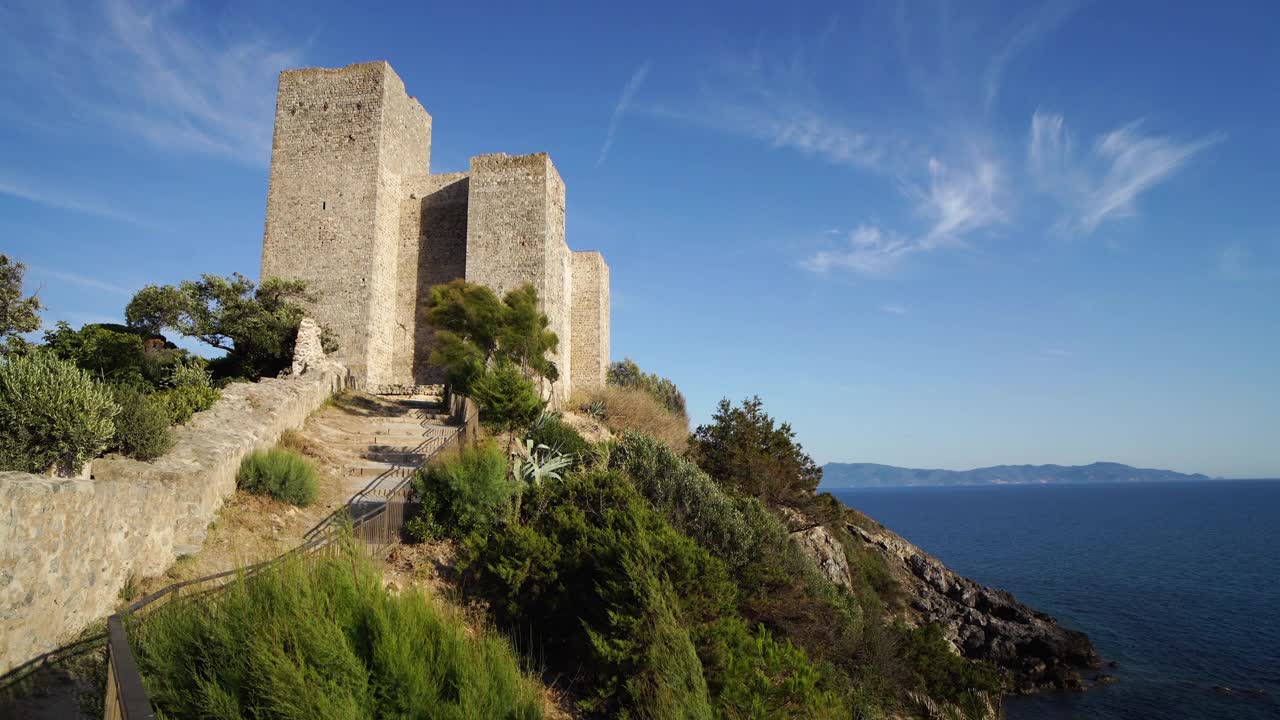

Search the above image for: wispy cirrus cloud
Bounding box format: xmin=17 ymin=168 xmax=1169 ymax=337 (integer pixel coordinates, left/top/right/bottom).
xmin=0 ymin=0 xmax=303 ymax=167
xmin=802 ymin=154 xmax=1007 ymax=275
xmin=598 ymin=62 xmax=651 ymax=166
xmin=25 ymin=265 xmax=135 ymax=297
xmin=983 ymin=0 xmax=1083 ymax=111
xmin=0 ymin=174 xmax=151 ymax=227
xmin=1029 ymin=110 xmax=1222 ymax=233
xmin=879 ymin=303 xmax=908 ymax=315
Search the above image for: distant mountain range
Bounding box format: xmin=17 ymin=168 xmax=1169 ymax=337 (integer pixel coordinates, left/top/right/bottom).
xmin=820 ymin=461 xmax=1213 ymax=488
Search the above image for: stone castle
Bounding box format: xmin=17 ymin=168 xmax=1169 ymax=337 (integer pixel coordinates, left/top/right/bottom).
xmin=260 ymin=61 xmax=609 ymax=400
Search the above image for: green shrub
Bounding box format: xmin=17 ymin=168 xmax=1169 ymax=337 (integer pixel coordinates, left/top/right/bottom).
xmin=900 ymin=624 xmax=1006 ymax=702
xmin=154 ymin=384 xmax=220 ymax=425
xmin=0 ymin=352 xmax=116 ymax=474
xmin=130 ymin=542 xmax=544 ymax=719
xmin=470 ymin=361 xmax=544 ymax=433
xmin=608 ymin=431 xmax=766 ymax=571
xmin=408 ymin=442 xmax=516 ymax=541
xmin=109 ymin=385 xmax=175 ymax=461
xmin=461 ymin=469 xmax=846 ymax=718
xmin=526 ymin=413 xmax=591 ymax=465
xmin=237 ymin=448 xmax=319 ymax=506
xmin=690 ymin=396 xmax=824 ymax=507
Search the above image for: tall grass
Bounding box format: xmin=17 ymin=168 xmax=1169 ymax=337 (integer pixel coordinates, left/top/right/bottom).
xmin=129 ymin=542 xmax=544 ymax=719
xmin=237 ymin=448 xmax=319 ymax=506
xmin=571 ymin=385 xmax=689 ymax=451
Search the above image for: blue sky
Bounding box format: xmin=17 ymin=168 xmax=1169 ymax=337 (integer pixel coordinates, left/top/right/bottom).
xmin=2 ymin=0 xmax=1277 ymax=477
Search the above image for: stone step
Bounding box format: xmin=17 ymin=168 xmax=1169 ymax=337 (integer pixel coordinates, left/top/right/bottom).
xmin=359 ymin=451 xmax=430 ymax=464
xmin=346 ymin=463 xmax=421 ymax=479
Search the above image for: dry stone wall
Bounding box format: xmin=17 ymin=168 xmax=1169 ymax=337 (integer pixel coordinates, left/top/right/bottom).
xmin=0 ymin=369 xmax=345 ymax=673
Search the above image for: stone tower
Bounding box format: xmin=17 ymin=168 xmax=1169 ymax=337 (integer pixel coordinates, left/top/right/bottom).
xmin=260 ymin=61 xmax=609 ymax=401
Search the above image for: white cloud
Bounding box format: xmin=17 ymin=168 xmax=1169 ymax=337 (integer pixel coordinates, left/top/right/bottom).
xmin=917 ymin=157 xmax=1006 ymax=247
xmin=598 ymin=62 xmax=651 ymax=166
xmin=801 ymin=225 xmax=915 ymax=274
xmin=1029 ymin=110 xmax=1221 ymax=233
xmin=879 ymin=303 xmax=908 ymax=315
xmin=0 ymin=0 xmax=303 ymax=167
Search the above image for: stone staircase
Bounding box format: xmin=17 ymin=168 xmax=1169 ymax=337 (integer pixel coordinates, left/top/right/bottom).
xmin=301 ymin=391 xmax=459 ymax=508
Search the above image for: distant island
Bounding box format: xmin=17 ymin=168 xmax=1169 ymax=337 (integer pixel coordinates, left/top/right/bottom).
xmin=820 ymin=461 xmax=1212 ymax=488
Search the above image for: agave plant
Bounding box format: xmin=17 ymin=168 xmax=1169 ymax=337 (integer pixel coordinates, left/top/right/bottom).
xmin=582 ymin=399 xmax=606 ymax=420
xmin=512 ymin=439 xmax=573 ymax=486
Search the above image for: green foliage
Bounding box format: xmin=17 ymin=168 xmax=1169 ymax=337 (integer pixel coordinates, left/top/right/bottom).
xmin=408 ymin=442 xmax=516 ymax=541
xmin=424 ymin=279 xmax=559 ymax=393
xmin=108 ymin=385 xmax=174 ymax=461
xmin=511 ymin=440 xmax=573 ymax=486
xmin=0 ymin=352 xmax=116 ymax=474
xmin=690 ymin=396 xmax=824 ymax=506
xmin=43 ymin=321 xmax=147 ymax=386
xmin=471 ymin=361 xmax=545 ymax=433
xmin=126 ymin=273 xmax=333 ymax=380
xmin=607 ymin=357 xmax=688 ymax=419
xmin=237 ymin=448 xmax=319 ymax=506
xmin=461 ymin=469 xmax=847 ymax=718
xmin=43 ymin=321 xmax=195 ymax=390
xmin=0 ymin=255 xmax=42 ymax=353
xmin=130 ymin=543 xmax=544 ymax=719
xmin=153 ymin=384 xmax=221 ymax=426
xmin=607 ymin=431 xmax=767 ymax=571
xmin=166 ymin=356 xmax=213 ymax=389
xmin=525 ymin=413 xmax=591 ymax=465
xmin=900 ymin=625 xmax=1005 ymax=703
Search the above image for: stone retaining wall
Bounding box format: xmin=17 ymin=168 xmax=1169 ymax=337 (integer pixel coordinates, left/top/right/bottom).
xmin=0 ymin=368 xmax=346 ymax=673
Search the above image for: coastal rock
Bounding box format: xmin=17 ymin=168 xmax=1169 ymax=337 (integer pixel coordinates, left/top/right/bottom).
xmin=780 ymin=507 xmax=854 ymax=591
xmin=847 ymin=521 xmax=1103 ymax=693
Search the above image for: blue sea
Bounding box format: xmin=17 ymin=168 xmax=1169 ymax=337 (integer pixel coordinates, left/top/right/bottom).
xmin=831 ymin=481 xmax=1280 ymax=720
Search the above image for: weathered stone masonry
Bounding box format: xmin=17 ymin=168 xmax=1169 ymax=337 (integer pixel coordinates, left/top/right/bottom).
xmin=261 ymin=61 xmax=610 ymax=399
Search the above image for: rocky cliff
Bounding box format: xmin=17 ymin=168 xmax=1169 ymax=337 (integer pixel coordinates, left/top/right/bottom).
xmin=841 ymin=514 xmax=1106 ymax=693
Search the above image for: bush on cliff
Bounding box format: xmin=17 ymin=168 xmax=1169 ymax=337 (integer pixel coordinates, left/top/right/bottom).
xmin=690 ymin=396 xmax=823 ymax=507
xmin=460 ymin=469 xmax=848 ymax=718
xmin=130 ymin=542 xmax=545 ymax=719
xmin=607 ymin=357 xmax=688 ymax=419
xmin=0 ymin=351 xmax=116 ymax=474
xmin=237 ymin=448 xmax=319 ymax=506
xmin=606 ymin=431 xmax=767 ymax=571
xmin=108 ymin=385 xmax=174 ymax=461
xmin=407 ymin=442 xmax=516 ymax=541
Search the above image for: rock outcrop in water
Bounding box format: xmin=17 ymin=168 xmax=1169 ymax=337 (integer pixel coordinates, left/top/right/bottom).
xmin=845 ymin=518 xmax=1105 ymax=693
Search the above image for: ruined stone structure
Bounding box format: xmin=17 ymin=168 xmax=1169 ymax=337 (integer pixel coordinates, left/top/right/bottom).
xmin=260 ymin=61 xmax=610 ymax=400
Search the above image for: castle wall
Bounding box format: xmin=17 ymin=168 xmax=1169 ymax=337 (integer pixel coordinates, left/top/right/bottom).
xmin=262 ymin=62 xmax=606 ymax=398
xmin=260 ymin=61 xmax=430 ymax=385
xmin=571 ymin=251 xmax=610 ymax=390
xmin=465 ymin=153 xmax=573 ymax=402
xmin=395 ymin=173 xmax=469 ymax=383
